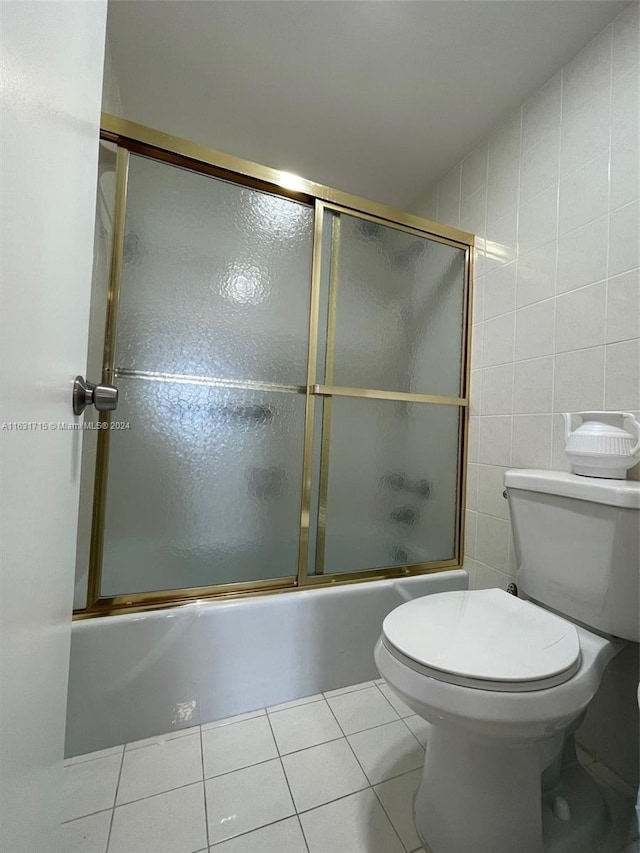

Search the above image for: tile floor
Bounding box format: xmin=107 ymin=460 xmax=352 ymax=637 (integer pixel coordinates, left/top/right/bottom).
xmin=64 ymin=678 xmax=639 ymax=853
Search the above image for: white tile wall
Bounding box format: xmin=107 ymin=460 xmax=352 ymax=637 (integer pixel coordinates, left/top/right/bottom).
xmin=414 ymin=4 xmax=640 ymax=590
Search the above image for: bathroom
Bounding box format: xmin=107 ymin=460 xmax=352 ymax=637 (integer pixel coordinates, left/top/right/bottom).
xmin=1 ymin=1 xmax=638 ymax=852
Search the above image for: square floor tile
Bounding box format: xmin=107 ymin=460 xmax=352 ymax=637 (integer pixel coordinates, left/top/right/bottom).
xmin=63 ymin=753 xmax=121 ymax=822
xmin=300 ymin=788 xmax=405 ymax=853
xmin=202 ymin=709 xmax=265 ymax=731
xmin=323 ymin=681 xmax=376 ymax=698
xmin=202 ymin=715 xmax=277 ymax=779
xmin=348 ymin=720 xmax=424 ymax=785
xmin=209 ymin=816 xmax=307 ymax=852
xmin=377 ymin=684 xmax=414 ymax=718
xmin=374 ymin=769 xmax=423 ymax=852
xmin=62 ymin=810 xmax=111 ymax=853
xmin=268 ymin=699 xmax=342 ymax=755
xmin=206 ymin=758 xmax=295 ymax=845
xmin=109 ymin=782 xmax=207 ymax=853
xmin=282 ymin=737 xmax=369 ymax=812
xmin=116 ymin=731 xmax=203 ymax=805
xmin=404 ymin=716 xmax=430 ymax=748
xmin=267 ymin=694 xmax=323 ymax=712
xmin=327 ymin=686 xmax=399 ymax=735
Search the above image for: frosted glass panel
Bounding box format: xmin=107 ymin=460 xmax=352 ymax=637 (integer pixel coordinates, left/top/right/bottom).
xmin=328 ymin=214 xmax=466 ymax=397
xmin=321 ymin=397 xmax=460 ymax=574
xmin=117 ymin=155 xmax=313 ymax=384
xmin=101 ymin=378 xmax=305 ymax=596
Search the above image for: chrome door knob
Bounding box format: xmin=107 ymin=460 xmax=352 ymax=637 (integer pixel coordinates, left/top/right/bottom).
xmin=73 ymin=375 xmax=118 ymax=416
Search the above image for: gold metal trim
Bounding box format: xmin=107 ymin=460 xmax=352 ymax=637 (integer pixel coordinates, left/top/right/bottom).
xmin=73 ymin=561 xmax=457 ymax=619
xmin=86 ymin=146 xmax=130 ymax=608
xmin=303 ymin=559 xmax=459 ymax=587
xmin=77 ymin=575 xmax=297 ymax=618
xmin=296 ymin=201 xmax=325 ymax=585
xmin=312 ymin=385 xmax=468 ymax=407
xmin=319 ymin=201 xmax=470 ymax=252
xmin=100 ymin=113 xmax=474 ymax=247
xmin=457 ymin=246 xmax=475 ymax=562
xmin=114 ymin=367 xmax=305 ymax=396
xmin=314 ymin=213 xmax=341 ymax=575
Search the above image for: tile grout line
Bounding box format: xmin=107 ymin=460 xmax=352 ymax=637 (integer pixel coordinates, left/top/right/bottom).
xmin=102 ymin=778 xmax=207 ymax=814
xmin=198 ymin=723 xmax=210 ymax=850
xmin=550 ymin=65 xmax=563 ymax=464
xmin=371 ymin=687 xmax=424 ymax=852
xmin=296 ymin=812 xmax=312 ymax=853
xmin=295 ymin=779 xmax=372 ymax=816
xmin=603 ymin=25 xmax=614 ymax=411
xmin=105 ymin=740 xmax=126 ymax=853
xmin=267 ymin=699 xmax=323 ymax=715
xmin=208 ymin=815 xmax=310 ymax=852
xmin=323 ymin=687 xmax=373 ymax=781
xmin=61 ymin=806 xmax=113 ymax=826
xmin=370 ymin=782 xmax=413 ymax=853
xmin=123 ymin=727 xmax=201 ymax=752
xmin=64 ymin=745 xmax=125 ymax=767
xmin=263 ymin=699 xmax=302 ymax=840
xmin=258 ymin=707 xmax=309 ymax=853
xmin=326 ymin=685 xmax=397 ymax=786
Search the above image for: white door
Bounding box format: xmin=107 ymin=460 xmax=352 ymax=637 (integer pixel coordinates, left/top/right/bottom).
xmin=0 ymin=3 xmax=107 ymax=850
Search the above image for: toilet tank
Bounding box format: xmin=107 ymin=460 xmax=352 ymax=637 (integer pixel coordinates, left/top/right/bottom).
xmin=505 ymin=470 xmax=639 ymax=642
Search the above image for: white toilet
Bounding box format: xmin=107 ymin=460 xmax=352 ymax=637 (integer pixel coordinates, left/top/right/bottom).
xmin=375 ymin=469 xmax=639 ymax=853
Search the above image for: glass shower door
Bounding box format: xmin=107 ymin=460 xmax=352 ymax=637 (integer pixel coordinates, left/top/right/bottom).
xmin=97 ymin=154 xmax=314 ymax=597
xmin=308 ymin=208 xmax=468 ymax=578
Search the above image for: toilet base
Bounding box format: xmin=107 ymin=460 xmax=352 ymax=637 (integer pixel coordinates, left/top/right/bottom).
xmin=413 ymin=726 xmax=608 ymax=853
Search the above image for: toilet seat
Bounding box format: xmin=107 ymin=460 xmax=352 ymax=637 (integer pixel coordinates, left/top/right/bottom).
xmin=382 ymin=589 xmax=581 ymax=692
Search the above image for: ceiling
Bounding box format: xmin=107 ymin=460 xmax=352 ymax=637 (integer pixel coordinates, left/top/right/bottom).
xmin=105 ymin=0 xmax=630 ymax=209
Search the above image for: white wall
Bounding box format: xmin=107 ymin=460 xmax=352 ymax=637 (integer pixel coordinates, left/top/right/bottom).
xmin=414 ymin=2 xmax=639 ymax=590
xmin=0 ymin=3 xmax=107 ymax=850
xmin=413 ymin=3 xmax=639 ymax=788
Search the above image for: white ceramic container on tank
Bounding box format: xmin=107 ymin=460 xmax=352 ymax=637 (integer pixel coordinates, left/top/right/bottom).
xmin=563 ymin=411 xmax=640 ymax=479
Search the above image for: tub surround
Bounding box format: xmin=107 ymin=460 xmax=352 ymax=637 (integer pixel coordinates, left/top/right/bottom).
xmin=66 ymin=570 xmax=466 ymax=757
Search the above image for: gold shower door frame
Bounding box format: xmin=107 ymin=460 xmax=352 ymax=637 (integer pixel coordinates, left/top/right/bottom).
xmin=76 ymin=114 xmax=474 ymax=618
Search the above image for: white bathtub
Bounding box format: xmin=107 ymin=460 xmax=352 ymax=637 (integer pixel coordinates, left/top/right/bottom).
xmin=65 ymin=569 xmax=468 ymax=757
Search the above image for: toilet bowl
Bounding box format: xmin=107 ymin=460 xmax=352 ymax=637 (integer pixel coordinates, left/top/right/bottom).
xmin=375 ymin=470 xmax=639 ymax=853
xmin=375 ymin=589 xmax=624 ymax=853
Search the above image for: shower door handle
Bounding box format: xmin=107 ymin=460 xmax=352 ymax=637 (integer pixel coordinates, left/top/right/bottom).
xmin=73 ymin=375 xmax=118 ymax=416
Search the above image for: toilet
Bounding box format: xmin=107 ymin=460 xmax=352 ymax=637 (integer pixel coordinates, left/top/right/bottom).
xmin=375 ymin=469 xmax=639 ymax=853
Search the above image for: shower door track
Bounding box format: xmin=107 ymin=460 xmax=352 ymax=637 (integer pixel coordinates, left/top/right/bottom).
xmin=75 ymin=115 xmax=475 ymax=619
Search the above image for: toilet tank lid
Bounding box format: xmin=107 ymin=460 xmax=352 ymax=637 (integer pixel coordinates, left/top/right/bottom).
xmin=504 ymin=469 xmax=640 ymax=508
